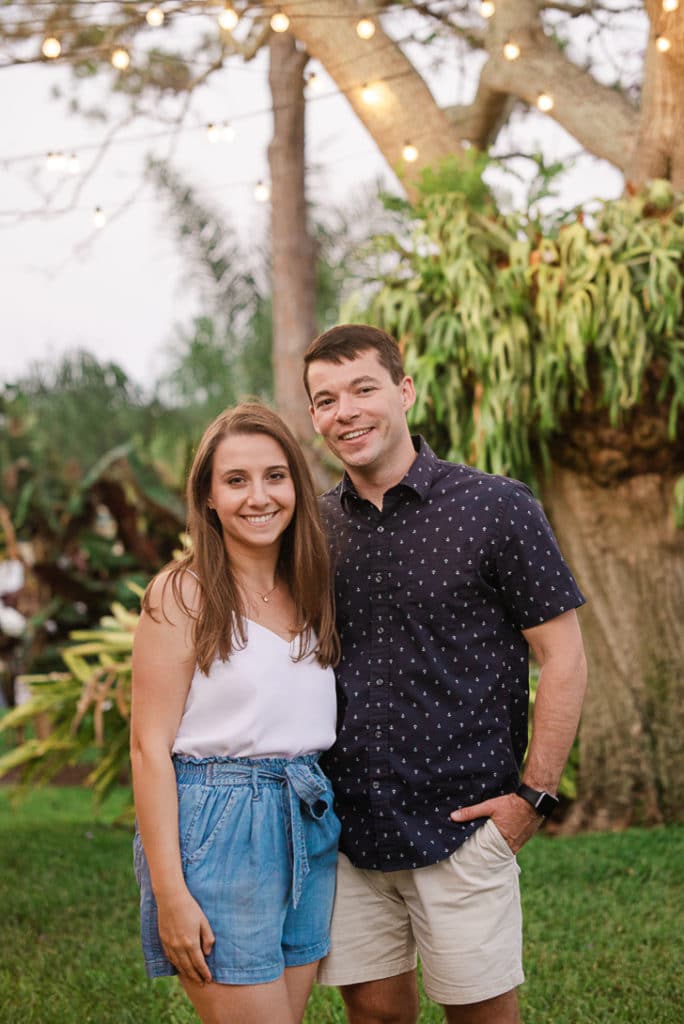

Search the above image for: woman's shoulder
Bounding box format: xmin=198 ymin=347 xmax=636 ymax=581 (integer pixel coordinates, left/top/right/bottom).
xmin=144 ymin=565 xmax=201 ymax=625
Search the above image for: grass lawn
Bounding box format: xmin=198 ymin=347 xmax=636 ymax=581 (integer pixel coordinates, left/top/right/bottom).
xmin=0 ymin=786 xmax=682 ymax=1023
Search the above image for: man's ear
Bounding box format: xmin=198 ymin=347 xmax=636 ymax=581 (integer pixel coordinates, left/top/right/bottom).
xmin=309 ymin=404 xmax=321 ymax=434
xmin=401 ymin=376 xmax=416 ymax=413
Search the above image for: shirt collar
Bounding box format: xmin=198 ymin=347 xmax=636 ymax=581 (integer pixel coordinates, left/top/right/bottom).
xmin=338 ymin=435 xmax=438 ymax=508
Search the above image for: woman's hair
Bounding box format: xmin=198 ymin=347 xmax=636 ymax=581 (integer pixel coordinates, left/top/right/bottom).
xmin=143 ymin=402 xmax=339 ymax=672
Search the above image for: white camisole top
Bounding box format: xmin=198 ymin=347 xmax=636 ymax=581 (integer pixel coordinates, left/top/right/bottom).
xmin=172 ymin=618 xmax=337 ymax=760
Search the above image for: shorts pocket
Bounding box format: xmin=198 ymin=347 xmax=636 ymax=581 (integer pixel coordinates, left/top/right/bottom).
xmin=179 ymin=785 xmax=238 ymax=868
xmin=478 ymin=818 xmax=515 ymax=861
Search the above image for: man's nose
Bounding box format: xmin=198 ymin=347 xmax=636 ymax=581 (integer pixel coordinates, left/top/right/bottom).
xmin=335 ymin=393 xmax=358 ymax=420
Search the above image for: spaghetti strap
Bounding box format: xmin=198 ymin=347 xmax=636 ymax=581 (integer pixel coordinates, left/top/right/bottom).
xmin=185 ymin=568 xmax=200 ymax=582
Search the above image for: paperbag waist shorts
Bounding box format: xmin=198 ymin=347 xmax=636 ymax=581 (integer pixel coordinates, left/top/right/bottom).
xmin=133 ymin=753 xmax=341 ymax=985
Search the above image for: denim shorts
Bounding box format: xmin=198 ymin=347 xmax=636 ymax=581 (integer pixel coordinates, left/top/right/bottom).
xmin=133 ymin=753 xmax=341 ymax=985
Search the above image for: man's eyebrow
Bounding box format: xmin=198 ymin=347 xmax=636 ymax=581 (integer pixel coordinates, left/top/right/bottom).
xmin=312 ymin=375 xmax=381 ymax=402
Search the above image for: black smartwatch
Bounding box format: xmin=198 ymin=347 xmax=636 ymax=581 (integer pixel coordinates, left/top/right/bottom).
xmin=516 ymin=783 xmax=559 ymax=818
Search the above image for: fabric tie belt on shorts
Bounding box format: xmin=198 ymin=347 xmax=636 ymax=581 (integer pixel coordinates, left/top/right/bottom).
xmin=174 ymin=754 xmax=329 ymax=909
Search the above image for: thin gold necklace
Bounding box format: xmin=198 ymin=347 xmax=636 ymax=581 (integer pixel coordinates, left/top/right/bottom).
xmin=243 ymin=580 xmax=278 ymax=604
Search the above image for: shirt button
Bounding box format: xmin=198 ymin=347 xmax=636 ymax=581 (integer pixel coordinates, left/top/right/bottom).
xmin=377 ymin=626 xmax=384 ymax=634
xmin=372 ymin=781 xmax=380 ymax=790
xmin=375 ymin=729 xmax=382 ymax=739
xmin=376 ymin=678 xmax=384 ymax=686
xmin=375 ymin=574 xmax=383 ymax=583
xmin=377 ymin=525 xmax=385 ymax=533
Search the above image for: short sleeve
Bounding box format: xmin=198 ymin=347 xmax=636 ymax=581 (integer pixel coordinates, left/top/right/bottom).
xmin=494 ymin=483 xmax=585 ymax=630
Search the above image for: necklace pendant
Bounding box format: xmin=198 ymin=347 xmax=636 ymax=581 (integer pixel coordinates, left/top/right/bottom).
xmin=262 ymin=594 xmax=270 ymax=603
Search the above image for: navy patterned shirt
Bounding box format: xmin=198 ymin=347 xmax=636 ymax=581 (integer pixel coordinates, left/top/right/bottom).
xmin=320 ymin=437 xmax=585 ymax=871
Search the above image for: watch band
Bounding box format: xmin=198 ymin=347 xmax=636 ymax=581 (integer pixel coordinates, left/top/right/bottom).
xmin=516 ymin=783 xmax=559 ymax=818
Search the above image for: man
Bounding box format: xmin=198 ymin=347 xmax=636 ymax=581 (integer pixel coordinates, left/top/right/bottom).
xmin=303 ymin=324 xmax=587 ymax=1024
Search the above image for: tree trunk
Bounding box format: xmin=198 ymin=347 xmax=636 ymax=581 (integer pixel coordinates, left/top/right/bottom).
xmin=628 ymin=2 xmax=684 ymax=189
xmin=267 ymin=32 xmax=325 ymax=482
xmin=541 ymin=466 xmax=684 ymax=830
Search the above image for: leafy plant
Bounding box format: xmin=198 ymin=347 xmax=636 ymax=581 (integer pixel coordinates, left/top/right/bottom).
xmin=0 ymin=598 xmax=138 ymax=818
xmin=346 ymin=178 xmax=684 ymax=492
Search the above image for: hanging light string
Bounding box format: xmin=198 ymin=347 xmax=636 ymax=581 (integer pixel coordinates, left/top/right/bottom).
xmin=1 ymin=53 xmax=438 ymax=173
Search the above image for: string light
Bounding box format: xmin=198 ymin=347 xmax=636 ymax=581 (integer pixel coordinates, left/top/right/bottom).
xmin=145 ymin=6 xmax=165 ymax=27
xmin=401 ymin=142 xmax=418 ymax=162
xmin=305 ymin=71 xmax=323 ymax=92
xmin=206 ymin=121 xmax=235 ymax=142
xmin=68 ymin=153 xmax=81 ymax=174
xmin=111 ymin=47 xmax=131 ymax=70
xmin=655 ymin=35 xmax=671 ymax=52
xmin=254 ymin=180 xmax=270 ymax=202
xmin=218 ymin=4 xmax=239 ymax=31
xmin=93 ymin=207 xmax=107 ymax=228
xmin=270 ymin=10 xmax=290 ymax=32
xmin=480 ymin=2 xmax=495 ymax=17
xmin=503 ymin=41 xmax=521 ymax=61
xmin=361 ymin=82 xmax=380 ymax=105
xmin=662 ymin=0 xmax=678 ymax=11
xmin=536 ymin=92 xmax=554 ymax=112
xmin=41 ymin=36 xmax=61 ymax=59
xmin=356 ymin=18 xmax=376 ymax=40
xmin=46 ymin=152 xmax=67 ymax=172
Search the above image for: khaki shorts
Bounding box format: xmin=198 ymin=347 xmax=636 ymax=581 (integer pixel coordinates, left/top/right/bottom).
xmin=318 ymin=819 xmax=524 ymax=1006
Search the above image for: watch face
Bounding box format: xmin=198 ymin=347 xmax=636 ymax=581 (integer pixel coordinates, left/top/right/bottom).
xmin=537 ymin=792 xmax=559 ymax=816
xmin=517 ymin=784 xmax=559 ymax=817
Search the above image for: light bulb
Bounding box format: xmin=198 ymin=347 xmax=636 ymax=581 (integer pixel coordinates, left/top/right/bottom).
xmin=254 ymin=180 xmax=271 ymax=202
xmin=306 ymin=71 xmax=322 ymax=92
xmin=207 ymin=122 xmax=221 ymax=143
xmin=361 ymin=82 xmax=380 ymax=105
xmin=503 ymin=41 xmax=521 ymax=61
xmin=46 ymin=152 xmax=66 ymax=172
xmin=662 ymin=0 xmax=678 ymax=11
xmin=41 ymin=36 xmax=61 ymax=59
xmin=68 ymin=153 xmax=81 ymax=174
xmin=111 ymin=47 xmax=131 ymax=70
xmin=536 ymin=92 xmax=554 ymax=112
xmin=356 ymin=18 xmax=375 ymax=40
xmin=222 ymin=122 xmax=235 ymax=143
xmin=656 ymin=35 xmax=671 ymax=52
xmin=146 ymin=6 xmax=164 ymax=27
xmin=480 ymin=1 xmax=495 ymax=17
xmin=270 ymin=11 xmax=290 ymax=32
xmin=402 ymin=142 xmax=418 ymax=163
xmin=93 ymin=207 xmax=107 ymax=229
xmin=218 ymin=5 xmax=239 ymax=30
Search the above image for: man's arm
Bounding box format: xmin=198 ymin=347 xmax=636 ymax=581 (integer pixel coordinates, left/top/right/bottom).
xmin=450 ymin=608 xmax=587 ymax=852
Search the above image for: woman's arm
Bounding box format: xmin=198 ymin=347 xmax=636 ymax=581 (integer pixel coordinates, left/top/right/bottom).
xmin=131 ymin=571 xmax=215 ymax=983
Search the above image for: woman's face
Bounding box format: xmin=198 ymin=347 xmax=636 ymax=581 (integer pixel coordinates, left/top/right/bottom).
xmin=207 ymin=432 xmax=296 ymax=558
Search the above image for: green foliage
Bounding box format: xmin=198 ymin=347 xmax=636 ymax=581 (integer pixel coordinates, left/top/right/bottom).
xmin=351 ymin=178 xmax=684 ymax=484
xmin=0 ymin=599 xmax=137 ymax=815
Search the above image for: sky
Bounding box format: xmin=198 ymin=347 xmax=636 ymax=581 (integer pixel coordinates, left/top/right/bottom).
xmin=0 ymin=6 xmax=630 ymax=391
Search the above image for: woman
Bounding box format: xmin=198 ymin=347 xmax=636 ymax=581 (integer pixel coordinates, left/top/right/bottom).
xmin=131 ymin=403 xmax=340 ymax=1024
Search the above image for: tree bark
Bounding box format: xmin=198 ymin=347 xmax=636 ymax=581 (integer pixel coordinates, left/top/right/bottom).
xmin=542 ymin=467 xmax=684 ymax=830
xmin=628 ymin=1 xmax=684 ymax=189
xmin=280 ymin=0 xmax=465 ymax=182
xmin=267 ymin=31 xmax=324 ymax=480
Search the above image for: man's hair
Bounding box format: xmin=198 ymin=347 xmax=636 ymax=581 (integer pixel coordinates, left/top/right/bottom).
xmin=303 ymin=324 xmax=405 ymax=399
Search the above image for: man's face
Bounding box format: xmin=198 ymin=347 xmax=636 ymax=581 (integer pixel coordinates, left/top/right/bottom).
xmin=307 ymin=349 xmax=415 ymax=473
